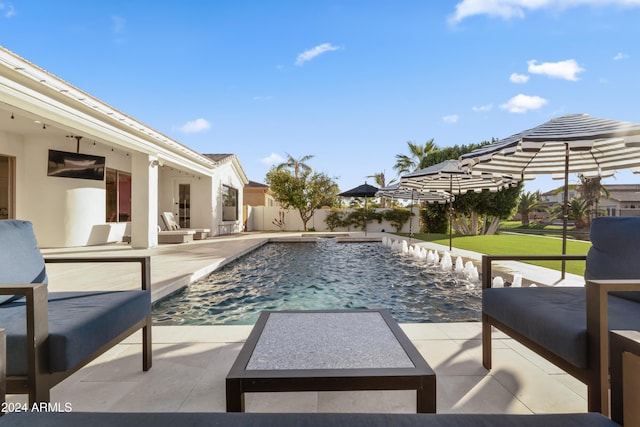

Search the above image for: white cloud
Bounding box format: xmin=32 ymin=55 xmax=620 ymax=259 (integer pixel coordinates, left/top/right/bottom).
xmin=613 ymin=52 xmax=629 ymax=60
xmin=259 ymin=153 xmax=285 ymax=166
xmin=295 ymin=43 xmax=340 ymax=66
xmin=442 ymin=114 xmax=459 ymax=124
xmin=175 ymin=118 xmax=211 ymax=133
xmin=472 ymin=104 xmax=493 ymax=112
xmin=500 ymin=94 xmax=548 ymax=113
xmin=449 ymin=0 xmax=640 ymax=24
xmin=527 ymin=59 xmax=584 ymax=81
xmin=510 ymin=73 xmax=530 ymax=83
xmin=0 ymin=2 xmax=15 ymax=18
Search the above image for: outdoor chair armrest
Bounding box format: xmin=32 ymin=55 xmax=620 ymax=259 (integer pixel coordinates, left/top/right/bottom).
xmin=610 ymin=330 xmax=640 ymax=425
xmin=585 ymin=279 xmax=640 ymax=414
xmin=0 ymin=284 xmax=48 ymax=400
xmin=481 ymin=254 xmax=587 ymax=289
xmin=44 ymin=256 xmax=151 ymax=291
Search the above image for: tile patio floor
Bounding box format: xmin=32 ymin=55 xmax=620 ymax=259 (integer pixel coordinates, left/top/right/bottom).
xmin=6 ymin=232 xmax=588 ymax=414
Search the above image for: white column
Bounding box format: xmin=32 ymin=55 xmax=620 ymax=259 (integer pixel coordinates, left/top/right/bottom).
xmin=131 ymin=153 xmax=158 ymax=248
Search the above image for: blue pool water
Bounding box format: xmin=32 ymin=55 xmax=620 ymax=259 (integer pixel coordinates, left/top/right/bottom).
xmin=152 ymin=239 xmax=482 ymax=325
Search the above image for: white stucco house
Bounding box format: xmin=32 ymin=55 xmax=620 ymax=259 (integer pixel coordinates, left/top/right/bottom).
xmin=0 ymin=47 xmax=248 ymax=248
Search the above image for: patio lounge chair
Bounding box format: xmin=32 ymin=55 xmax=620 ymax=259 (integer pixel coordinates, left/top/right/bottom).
xmin=481 ymin=216 xmax=640 ymax=415
xmin=1 ymin=329 xmax=637 ymax=425
xmin=0 ymin=219 xmax=152 ymax=404
xmin=160 ymin=212 xmax=210 ymax=240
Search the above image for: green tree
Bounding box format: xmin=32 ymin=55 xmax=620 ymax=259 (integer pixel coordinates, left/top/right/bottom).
xmin=393 ymin=139 xmax=437 ymax=175
xmin=567 ymin=196 xmax=589 ymax=229
xmin=394 ymin=139 xmax=518 ymax=236
xmin=578 ymin=174 xmax=609 ymax=223
xmin=517 ymin=190 xmax=543 ymax=226
xmin=266 ymin=166 xmax=339 ymax=231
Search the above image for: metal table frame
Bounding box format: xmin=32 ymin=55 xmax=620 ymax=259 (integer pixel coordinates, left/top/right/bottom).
xmin=226 ymin=309 xmax=436 ymax=413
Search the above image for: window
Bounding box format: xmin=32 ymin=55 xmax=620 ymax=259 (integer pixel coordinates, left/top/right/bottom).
xmin=222 ymin=185 xmax=238 ymax=221
xmin=106 ymin=169 xmax=132 ymax=222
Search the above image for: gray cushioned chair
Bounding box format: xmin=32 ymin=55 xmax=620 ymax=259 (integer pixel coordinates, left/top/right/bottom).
xmin=481 ymin=216 xmax=640 ymax=415
xmin=0 ymin=220 xmax=152 ymax=404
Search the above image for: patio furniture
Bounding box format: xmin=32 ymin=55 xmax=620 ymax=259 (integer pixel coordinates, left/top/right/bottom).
xmin=0 ymin=219 xmax=152 ymax=404
xmin=161 ymin=212 xmax=210 ymax=240
xmin=2 ymin=330 xmax=639 ymax=426
xmin=481 ymin=216 xmax=640 ymax=415
xmin=158 ymin=228 xmax=196 ymax=244
xmin=226 ymin=309 xmax=436 ymax=413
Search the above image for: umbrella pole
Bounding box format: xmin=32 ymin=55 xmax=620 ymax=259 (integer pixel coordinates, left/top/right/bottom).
xmin=364 ymin=197 xmax=367 ymax=236
xmin=561 ymin=143 xmax=569 ymax=280
xmin=449 ymin=177 xmax=453 ymax=251
xmin=409 ymin=190 xmax=414 ymax=243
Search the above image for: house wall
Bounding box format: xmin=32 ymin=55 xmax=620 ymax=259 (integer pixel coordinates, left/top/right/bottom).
xmin=213 ymin=161 xmax=245 ymax=234
xmin=1 ymin=132 xmax=133 ymax=247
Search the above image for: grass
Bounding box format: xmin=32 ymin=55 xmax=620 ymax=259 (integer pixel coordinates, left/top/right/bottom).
xmin=403 ymin=232 xmax=591 ymax=276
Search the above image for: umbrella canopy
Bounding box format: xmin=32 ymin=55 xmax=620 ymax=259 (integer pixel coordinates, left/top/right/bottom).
xmin=459 ymin=113 xmax=640 ymax=278
xmin=399 ymin=160 xmax=519 ymax=249
xmin=459 ymin=114 xmax=640 ymax=179
xmin=377 ymin=184 xmax=452 ymax=239
xmin=400 ymin=160 xmax=518 ymax=194
xmin=339 ymin=182 xmax=380 ymax=235
xmin=376 ymin=184 xmax=451 ymax=204
xmin=338 ymin=182 xmax=380 ymax=198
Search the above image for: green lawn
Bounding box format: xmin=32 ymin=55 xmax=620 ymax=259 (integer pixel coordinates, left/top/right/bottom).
xmin=404 ymin=232 xmax=591 ymax=276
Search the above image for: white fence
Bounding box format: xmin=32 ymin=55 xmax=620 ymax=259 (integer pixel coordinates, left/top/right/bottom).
xmin=246 ymin=206 xmax=420 ymax=234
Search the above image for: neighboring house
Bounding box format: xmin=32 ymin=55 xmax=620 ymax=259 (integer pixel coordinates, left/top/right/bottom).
xmin=0 ymin=46 xmax=248 ymax=248
xmin=540 ymin=184 xmax=640 ymax=217
xmin=540 ymin=186 xmax=579 ymax=205
xmin=599 ymin=184 xmax=640 ymax=217
xmin=243 ymin=180 xmax=277 ymax=207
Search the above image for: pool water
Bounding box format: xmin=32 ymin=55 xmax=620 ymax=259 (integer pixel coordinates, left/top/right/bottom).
xmin=152 ymin=239 xmax=482 ymax=325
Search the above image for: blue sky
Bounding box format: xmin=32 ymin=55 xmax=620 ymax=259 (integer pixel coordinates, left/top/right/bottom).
xmin=1 ymin=0 xmax=640 ymax=193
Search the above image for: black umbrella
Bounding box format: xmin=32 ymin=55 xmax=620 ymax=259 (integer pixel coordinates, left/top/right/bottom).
xmin=339 ymin=183 xmax=380 ymax=235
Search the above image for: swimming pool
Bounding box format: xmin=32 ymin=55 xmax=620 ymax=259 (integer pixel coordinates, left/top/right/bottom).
xmin=152 ymin=239 xmax=482 ymax=325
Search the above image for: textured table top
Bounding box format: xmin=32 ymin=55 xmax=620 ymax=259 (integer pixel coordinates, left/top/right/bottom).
xmin=246 ymin=311 xmax=415 ymax=370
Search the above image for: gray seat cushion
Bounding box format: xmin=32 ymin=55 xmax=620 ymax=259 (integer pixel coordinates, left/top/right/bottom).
xmin=2 ymin=290 xmax=150 ymax=376
xmin=483 ymin=287 xmax=640 ymax=368
xmin=0 ymin=412 xmax=619 ymax=427
xmin=586 ymin=216 xmax=640 ymax=302
xmin=0 ymin=220 xmax=47 ymax=305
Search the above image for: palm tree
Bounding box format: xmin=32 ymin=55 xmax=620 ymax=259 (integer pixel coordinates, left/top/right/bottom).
xmin=578 ymin=174 xmax=609 ymax=223
xmin=517 ymin=191 xmax=542 ymax=226
xmin=276 ymin=153 xmax=315 ymax=179
xmin=393 ymin=139 xmax=437 ymax=175
xmin=567 ymin=196 xmax=589 ymax=229
xmin=366 ymin=171 xmax=395 ymax=208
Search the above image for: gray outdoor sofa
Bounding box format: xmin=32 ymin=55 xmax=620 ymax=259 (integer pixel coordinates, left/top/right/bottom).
xmin=481 ymin=216 xmax=640 ymax=415
xmin=0 ymin=219 xmax=152 ymax=404
xmin=1 ymin=329 xmax=638 ymax=425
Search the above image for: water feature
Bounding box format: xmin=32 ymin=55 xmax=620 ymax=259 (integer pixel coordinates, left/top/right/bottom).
xmin=152 ymin=238 xmax=482 ymax=325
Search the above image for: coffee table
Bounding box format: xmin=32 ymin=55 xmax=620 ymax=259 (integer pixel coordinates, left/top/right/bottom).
xmin=226 ymin=309 xmax=436 ymax=412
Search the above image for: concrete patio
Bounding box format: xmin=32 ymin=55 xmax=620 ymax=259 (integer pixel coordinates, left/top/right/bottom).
xmin=5 ymin=232 xmax=588 ymax=414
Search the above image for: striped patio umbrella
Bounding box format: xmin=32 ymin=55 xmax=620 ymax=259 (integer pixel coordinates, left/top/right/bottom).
xmin=376 ymin=184 xmax=452 ymax=204
xmin=376 ymin=184 xmax=452 ymax=239
xmin=399 ymin=160 xmax=519 ymax=250
xmin=459 ymin=113 xmax=640 ymax=277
